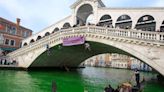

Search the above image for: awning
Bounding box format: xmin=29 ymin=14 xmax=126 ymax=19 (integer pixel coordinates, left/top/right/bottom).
xmin=0 ymin=48 xmax=17 ymax=51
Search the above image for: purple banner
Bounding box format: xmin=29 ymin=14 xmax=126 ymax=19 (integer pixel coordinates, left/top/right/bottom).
xmin=63 ymin=36 xmax=85 ymax=46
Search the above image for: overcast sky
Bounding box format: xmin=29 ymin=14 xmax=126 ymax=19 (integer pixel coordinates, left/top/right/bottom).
xmin=0 ymin=0 xmax=164 ymax=33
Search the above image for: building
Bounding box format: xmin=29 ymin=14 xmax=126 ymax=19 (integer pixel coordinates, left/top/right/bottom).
xmin=110 ymin=54 xmax=129 ymax=69
xmin=84 ymin=53 xmax=152 ymax=72
xmin=130 ymin=57 xmax=152 ymax=71
xmin=0 ymin=17 xmax=32 ymax=55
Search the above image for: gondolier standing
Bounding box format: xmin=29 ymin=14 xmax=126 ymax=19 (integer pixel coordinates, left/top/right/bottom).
xmin=134 ymin=69 xmax=140 ymax=88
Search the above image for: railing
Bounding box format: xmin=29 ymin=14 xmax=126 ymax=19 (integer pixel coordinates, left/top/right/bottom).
xmin=8 ymin=26 xmax=164 ymax=57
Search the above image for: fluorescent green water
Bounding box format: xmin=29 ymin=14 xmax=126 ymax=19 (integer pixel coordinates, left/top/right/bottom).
xmin=0 ymin=67 xmax=163 ymax=92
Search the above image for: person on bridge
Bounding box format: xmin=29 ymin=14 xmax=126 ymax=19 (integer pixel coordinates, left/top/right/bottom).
xmin=85 ymin=42 xmax=91 ymax=51
xmin=46 ymin=44 xmax=50 ymax=55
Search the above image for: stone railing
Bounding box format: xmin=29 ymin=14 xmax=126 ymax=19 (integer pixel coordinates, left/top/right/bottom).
xmin=8 ymin=25 xmax=164 ymax=57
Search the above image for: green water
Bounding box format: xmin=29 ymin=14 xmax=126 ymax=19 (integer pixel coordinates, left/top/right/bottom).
xmin=0 ymin=67 xmax=163 ymax=92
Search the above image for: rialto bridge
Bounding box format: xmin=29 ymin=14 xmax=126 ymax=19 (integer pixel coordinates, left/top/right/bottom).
xmin=7 ymin=0 xmax=164 ymax=76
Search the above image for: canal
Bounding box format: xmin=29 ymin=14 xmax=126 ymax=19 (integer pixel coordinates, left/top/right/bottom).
xmin=0 ymin=67 xmax=163 ymax=92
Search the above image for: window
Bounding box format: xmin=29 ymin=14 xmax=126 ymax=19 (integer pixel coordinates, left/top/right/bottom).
xmin=23 ymin=31 xmax=27 ymax=38
xmin=10 ymin=40 xmax=15 ymax=46
xmin=6 ymin=25 xmax=11 ymax=33
xmin=5 ymin=39 xmax=9 ymax=45
xmin=143 ymin=16 xmax=148 ymax=21
xmin=11 ymin=27 xmax=17 ymax=35
xmin=121 ymin=15 xmax=126 ymax=20
xmin=26 ymin=31 xmax=29 ymax=37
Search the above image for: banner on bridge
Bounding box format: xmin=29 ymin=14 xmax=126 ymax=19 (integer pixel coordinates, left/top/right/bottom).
xmin=63 ymin=36 xmax=85 ymax=46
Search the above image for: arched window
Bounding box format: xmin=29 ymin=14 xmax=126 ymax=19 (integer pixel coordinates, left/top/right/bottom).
xmin=23 ymin=43 xmax=28 ymax=46
xmin=135 ymin=15 xmax=156 ymax=31
xmin=36 ymin=36 xmax=42 ymax=41
xmin=76 ymin=4 xmax=93 ymax=26
xmin=63 ymin=23 xmax=71 ymax=29
xmin=115 ymin=14 xmax=132 ymax=29
xmin=160 ymin=21 xmax=164 ymax=32
xmin=30 ymin=39 xmax=35 ymax=43
xmin=99 ymin=14 xmax=113 ymax=27
xmin=52 ymin=27 xmax=59 ymax=33
xmin=45 ymin=32 xmax=50 ymax=36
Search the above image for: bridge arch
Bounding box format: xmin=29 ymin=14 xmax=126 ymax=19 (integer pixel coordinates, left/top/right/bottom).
xmin=52 ymin=27 xmax=59 ymax=33
xmin=135 ymin=15 xmax=156 ymax=31
xmin=30 ymin=39 xmax=35 ymax=43
xmin=45 ymin=32 xmax=50 ymax=37
xmin=23 ymin=43 xmax=28 ymax=46
xmin=76 ymin=4 xmax=93 ymax=26
xmin=62 ymin=22 xmax=71 ymax=29
xmin=99 ymin=14 xmax=113 ymax=27
xmin=115 ymin=14 xmax=132 ymax=29
xmin=36 ymin=36 xmax=42 ymax=41
xmin=29 ymin=34 xmax=161 ymax=75
xmin=160 ymin=20 xmax=164 ymax=32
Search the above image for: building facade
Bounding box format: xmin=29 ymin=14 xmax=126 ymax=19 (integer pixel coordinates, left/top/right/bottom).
xmin=0 ymin=17 xmax=32 ymax=55
xmin=84 ymin=53 xmax=152 ymax=72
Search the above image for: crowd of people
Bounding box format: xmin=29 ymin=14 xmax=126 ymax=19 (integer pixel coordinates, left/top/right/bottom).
xmin=104 ymin=83 xmax=133 ymax=92
xmin=0 ymin=58 xmax=18 ymax=66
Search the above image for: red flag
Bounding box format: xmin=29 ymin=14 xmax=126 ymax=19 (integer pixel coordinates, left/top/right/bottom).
xmin=0 ymin=24 xmax=4 ymax=30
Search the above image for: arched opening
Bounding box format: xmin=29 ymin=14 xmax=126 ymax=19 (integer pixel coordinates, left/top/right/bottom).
xmin=52 ymin=27 xmax=59 ymax=33
xmin=30 ymin=39 xmax=35 ymax=43
xmin=23 ymin=43 xmax=28 ymax=46
xmin=86 ymin=14 xmax=94 ymax=25
xmin=31 ymin=41 xmax=155 ymax=72
xmin=36 ymin=36 xmax=42 ymax=41
xmin=83 ymin=53 xmax=152 ymax=72
xmin=160 ymin=21 xmax=164 ymax=32
xmin=62 ymin=23 xmax=71 ymax=29
xmin=135 ymin=15 xmax=156 ymax=31
xmin=45 ymin=32 xmax=50 ymax=36
xmin=76 ymin=4 xmax=93 ymax=26
xmin=115 ymin=14 xmax=132 ymax=29
xmin=98 ymin=14 xmax=113 ymax=27
xmin=30 ymin=40 xmax=162 ymax=75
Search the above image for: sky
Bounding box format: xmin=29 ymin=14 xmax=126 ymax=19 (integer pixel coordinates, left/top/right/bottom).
xmin=0 ymin=0 xmax=164 ymax=33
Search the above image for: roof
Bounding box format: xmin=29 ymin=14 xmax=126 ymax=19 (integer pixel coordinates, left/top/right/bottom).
xmin=0 ymin=17 xmax=33 ymax=32
xmin=99 ymin=7 xmax=164 ymax=10
xmin=70 ymin=0 xmax=105 ymax=9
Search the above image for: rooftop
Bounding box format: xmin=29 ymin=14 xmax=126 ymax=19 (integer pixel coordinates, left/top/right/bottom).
xmin=0 ymin=17 xmax=33 ymax=32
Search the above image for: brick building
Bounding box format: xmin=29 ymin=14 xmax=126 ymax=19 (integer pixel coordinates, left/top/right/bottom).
xmin=0 ymin=17 xmax=32 ymax=55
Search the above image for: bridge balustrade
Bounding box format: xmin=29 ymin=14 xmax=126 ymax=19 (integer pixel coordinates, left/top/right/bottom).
xmin=160 ymin=34 xmax=164 ymax=41
xmin=8 ymin=26 xmax=164 ymax=57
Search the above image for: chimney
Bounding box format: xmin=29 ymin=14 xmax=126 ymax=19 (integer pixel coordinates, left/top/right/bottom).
xmin=16 ymin=18 xmax=21 ymax=26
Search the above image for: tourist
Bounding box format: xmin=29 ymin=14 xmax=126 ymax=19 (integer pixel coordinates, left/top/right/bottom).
xmin=46 ymin=44 xmax=50 ymax=55
xmin=58 ymin=45 xmax=62 ymax=50
xmin=104 ymin=87 xmax=109 ymax=92
xmin=114 ymin=86 xmax=120 ymax=92
xmin=119 ymin=83 xmax=132 ymax=92
xmin=104 ymin=84 xmax=114 ymax=92
xmin=4 ymin=59 xmax=7 ymax=65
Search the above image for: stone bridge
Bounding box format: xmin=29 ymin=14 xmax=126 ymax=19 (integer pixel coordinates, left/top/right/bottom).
xmin=7 ymin=26 xmax=164 ymax=76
